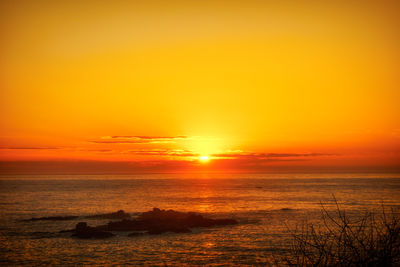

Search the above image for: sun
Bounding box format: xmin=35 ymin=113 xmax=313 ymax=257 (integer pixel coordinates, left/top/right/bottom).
xmin=199 ymin=155 xmax=210 ymax=162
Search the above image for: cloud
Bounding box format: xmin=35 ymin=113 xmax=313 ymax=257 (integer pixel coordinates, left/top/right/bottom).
xmin=83 ymin=144 xmax=333 ymax=161
xmin=125 ymin=149 xmax=197 ymax=157
xmin=84 ymin=149 xmax=114 ymax=153
xmin=90 ymin=135 xmax=188 ymax=144
xmin=111 ymin=135 xmax=187 ymax=140
xmin=211 ymin=152 xmax=332 ymax=159
xmin=119 ymin=150 xmax=333 ymax=162
xmin=0 ymin=147 xmax=60 ymax=150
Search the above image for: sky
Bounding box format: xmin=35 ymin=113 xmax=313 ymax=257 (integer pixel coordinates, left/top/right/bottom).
xmin=0 ymin=0 xmax=399 ymax=173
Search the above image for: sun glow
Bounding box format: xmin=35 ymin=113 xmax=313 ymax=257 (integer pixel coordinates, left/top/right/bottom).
xmin=199 ymin=155 xmax=210 ymax=162
xmin=0 ymin=0 xmax=399 ymax=173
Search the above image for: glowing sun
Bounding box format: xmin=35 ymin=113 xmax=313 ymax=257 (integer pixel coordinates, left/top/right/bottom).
xmin=199 ymin=155 xmax=210 ymax=162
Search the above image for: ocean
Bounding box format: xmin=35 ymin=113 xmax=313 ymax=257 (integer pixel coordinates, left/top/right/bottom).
xmin=1 ymin=173 xmax=399 ymax=266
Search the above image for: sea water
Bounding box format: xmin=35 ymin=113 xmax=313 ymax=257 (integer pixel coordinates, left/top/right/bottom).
xmin=1 ymin=173 xmax=399 ymax=265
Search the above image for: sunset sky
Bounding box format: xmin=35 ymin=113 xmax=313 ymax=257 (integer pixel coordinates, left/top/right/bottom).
xmin=1 ymin=0 xmax=399 ymax=173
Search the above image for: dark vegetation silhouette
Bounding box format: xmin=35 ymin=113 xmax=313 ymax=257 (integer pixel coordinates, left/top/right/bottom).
xmin=276 ymin=197 xmax=400 ymax=266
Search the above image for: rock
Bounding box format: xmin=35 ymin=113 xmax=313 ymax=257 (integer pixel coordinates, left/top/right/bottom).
xmin=76 ymin=222 xmax=88 ymax=232
xmin=59 ymin=229 xmax=74 ymax=233
xmin=22 ymin=215 xmax=79 ymax=222
xmin=138 ymin=208 xmax=190 ymax=222
xmin=135 ymin=208 xmax=237 ymax=234
xmin=103 ymin=219 xmax=148 ymax=231
xmin=22 ymin=210 xmax=131 ymax=222
xmin=72 ymin=222 xmax=114 ymax=239
xmin=61 ymin=208 xmax=238 ymax=238
xmin=128 ymin=232 xmax=145 ymax=237
xmin=138 ymin=208 xmax=238 ymax=229
xmin=85 ymin=210 xmax=131 ymax=220
xmin=212 ymin=218 xmax=238 ymax=226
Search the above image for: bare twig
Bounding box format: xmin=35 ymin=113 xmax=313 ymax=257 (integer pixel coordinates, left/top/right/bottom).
xmin=278 ymin=197 xmax=400 ymax=266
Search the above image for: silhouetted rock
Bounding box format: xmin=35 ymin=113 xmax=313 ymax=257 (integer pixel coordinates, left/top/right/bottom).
xmin=72 ymin=222 xmax=114 ymax=239
xmin=61 ymin=208 xmax=238 ymax=238
xmin=139 ymin=208 xmax=238 ymax=228
xmin=103 ymin=219 xmax=148 ymax=231
xmin=128 ymin=232 xmax=145 ymax=237
xmin=280 ymin=208 xmax=293 ymax=211
xmin=23 ymin=210 xmax=131 ymax=222
xmin=22 ymin=215 xmax=78 ymax=222
xmin=85 ymin=210 xmax=131 ymax=220
xmin=59 ymin=229 xmax=74 ymax=233
xmin=103 ymin=208 xmax=238 ymax=235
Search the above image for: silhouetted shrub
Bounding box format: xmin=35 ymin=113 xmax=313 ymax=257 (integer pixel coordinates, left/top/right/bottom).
xmin=281 ymin=198 xmax=400 ymax=266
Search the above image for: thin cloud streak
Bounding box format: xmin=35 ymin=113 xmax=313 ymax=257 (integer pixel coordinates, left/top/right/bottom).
xmin=125 ymin=149 xmax=197 ymax=157
xmin=90 ymin=135 xmax=188 ymax=144
xmin=110 ymin=135 xmax=187 ymax=140
xmin=0 ymin=147 xmax=60 ymax=150
xmin=212 ymin=152 xmax=334 ymax=159
xmin=120 ymin=149 xmax=334 ymax=161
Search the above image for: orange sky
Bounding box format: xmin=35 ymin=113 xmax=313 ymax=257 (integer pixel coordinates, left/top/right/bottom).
xmin=1 ymin=0 xmax=399 ymax=173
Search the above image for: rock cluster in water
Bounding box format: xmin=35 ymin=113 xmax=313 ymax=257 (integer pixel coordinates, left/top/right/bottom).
xmin=22 ymin=215 xmax=79 ymax=221
xmin=68 ymin=208 xmax=238 ymax=239
xmin=73 ymin=222 xmax=115 ymax=238
xmin=23 ymin=210 xmax=131 ymax=222
xmin=85 ymin=210 xmax=131 ymax=220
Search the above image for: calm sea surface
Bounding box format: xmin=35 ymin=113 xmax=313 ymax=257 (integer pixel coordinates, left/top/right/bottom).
xmin=1 ymin=173 xmax=399 ymax=266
